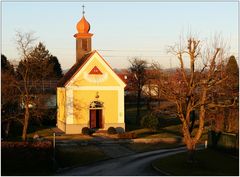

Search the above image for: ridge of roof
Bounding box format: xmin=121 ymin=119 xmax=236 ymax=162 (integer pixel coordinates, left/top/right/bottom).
xmin=94 ymin=50 xmax=127 ymax=85
xmin=57 ymin=51 xmax=95 ymax=87
xmin=57 ymin=50 xmax=126 ymax=87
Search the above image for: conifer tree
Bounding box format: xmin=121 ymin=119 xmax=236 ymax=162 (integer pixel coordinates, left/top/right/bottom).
xmin=49 ymin=55 xmax=63 ymax=79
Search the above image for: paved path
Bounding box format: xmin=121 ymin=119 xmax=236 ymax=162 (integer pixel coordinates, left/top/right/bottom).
xmin=57 ymin=146 xmax=194 ymax=176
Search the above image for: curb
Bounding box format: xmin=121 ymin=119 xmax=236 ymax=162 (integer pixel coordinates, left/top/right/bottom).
xmin=151 ymin=161 xmax=171 ymax=176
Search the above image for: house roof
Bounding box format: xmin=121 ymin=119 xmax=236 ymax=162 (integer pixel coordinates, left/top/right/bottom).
xmin=57 ymin=50 xmax=126 ymax=87
xmin=57 ymin=51 xmax=94 ymax=87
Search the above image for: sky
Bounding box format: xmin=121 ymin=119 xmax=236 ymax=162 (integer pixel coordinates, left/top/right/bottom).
xmin=1 ymin=1 xmax=238 ymax=70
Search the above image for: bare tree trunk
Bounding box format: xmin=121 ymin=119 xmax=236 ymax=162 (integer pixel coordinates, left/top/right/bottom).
xmin=157 ymin=88 xmax=161 ymax=108
xmin=136 ymin=89 xmax=141 ymax=125
xmin=189 ymin=110 xmax=196 ymax=134
xmin=146 ymin=96 xmax=151 ymax=110
xmin=182 ymin=121 xmax=197 ymax=163
xmin=5 ymin=120 xmax=11 ymax=138
xmin=22 ymin=102 xmax=30 ymax=141
xmin=186 ymin=140 xmax=196 ymax=163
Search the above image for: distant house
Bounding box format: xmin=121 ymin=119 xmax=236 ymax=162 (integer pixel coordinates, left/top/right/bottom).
xmin=57 ymin=13 xmax=126 ymax=134
xmin=116 ymin=69 xmax=161 ymax=98
xmin=114 ymin=69 xmax=130 ymax=96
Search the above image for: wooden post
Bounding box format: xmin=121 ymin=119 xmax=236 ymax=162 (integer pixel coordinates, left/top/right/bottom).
xmin=53 ymin=132 xmax=56 ymax=170
xmin=53 ymin=133 xmax=56 ymax=149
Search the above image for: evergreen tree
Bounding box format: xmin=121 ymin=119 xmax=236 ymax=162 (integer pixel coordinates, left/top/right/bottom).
xmin=1 ymin=54 xmax=14 ymax=74
xmin=226 ymin=55 xmax=239 ymax=79
xmin=49 ymin=55 xmax=63 ymax=79
xmin=16 ymin=42 xmax=63 ymax=80
xmin=1 ymin=54 xmax=18 ymax=138
xmin=225 ymin=55 xmax=239 ymax=93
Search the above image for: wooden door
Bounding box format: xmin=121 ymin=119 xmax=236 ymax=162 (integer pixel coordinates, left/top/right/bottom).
xmin=97 ymin=110 xmax=103 ymax=128
xmin=90 ymin=110 xmax=96 ymax=128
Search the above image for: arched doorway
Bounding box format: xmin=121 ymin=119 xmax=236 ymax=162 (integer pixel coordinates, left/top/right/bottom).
xmin=89 ymin=101 xmax=104 ymax=129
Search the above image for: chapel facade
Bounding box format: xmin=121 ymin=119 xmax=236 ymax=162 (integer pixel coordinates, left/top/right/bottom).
xmin=57 ymin=11 xmax=126 ymax=134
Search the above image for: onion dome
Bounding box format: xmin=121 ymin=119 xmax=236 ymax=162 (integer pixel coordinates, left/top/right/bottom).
xmin=76 ymin=16 xmax=90 ymax=34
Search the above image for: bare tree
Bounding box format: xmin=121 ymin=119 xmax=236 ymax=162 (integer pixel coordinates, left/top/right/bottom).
xmin=148 ymin=62 xmax=163 ymax=108
xmin=2 ymin=32 xmax=60 ymax=141
xmin=14 ymin=31 xmax=37 ymax=141
xmin=160 ymin=35 xmax=237 ymax=162
xmin=129 ymin=58 xmax=148 ymax=125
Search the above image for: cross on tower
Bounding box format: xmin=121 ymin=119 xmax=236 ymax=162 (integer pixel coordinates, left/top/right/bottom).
xmin=82 ymin=4 xmax=85 ymax=15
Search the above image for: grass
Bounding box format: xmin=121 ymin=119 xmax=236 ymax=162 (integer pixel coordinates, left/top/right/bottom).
xmin=122 ymin=128 xmax=183 ymax=153
xmin=1 ymin=100 xmax=214 ymax=176
xmin=125 ymin=142 xmax=183 ymax=153
xmin=125 ymin=104 xmax=150 ymax=131
xmin=128 ymin=127 xmax=181 ymax=139
xmin=27 ymin=126 xmax=54 ymax=137
xmin=55 ymin=145 xmax=108 ymax=168
xmin=153 ymin=148 xmax=239 ymax=176
xmin=27 ymin=127 xmax=93 ymax=141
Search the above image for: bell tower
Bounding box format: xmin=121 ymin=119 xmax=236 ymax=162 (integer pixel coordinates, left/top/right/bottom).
xmin=74 ymin=5 xmax=93 ymax=63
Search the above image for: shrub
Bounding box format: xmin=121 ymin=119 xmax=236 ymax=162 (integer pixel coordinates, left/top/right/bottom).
xmin=82 ymin=127 xmax=92 ymax=135
xmin=1 ymin=141 xmax=52 ymax=149
xmin=140 ymin=113 xmax=159 ymax=130
xmin=107 ymin=127 xmax=117 ymax=134
xmin=118 ymin=132 xmax=136 ymax=139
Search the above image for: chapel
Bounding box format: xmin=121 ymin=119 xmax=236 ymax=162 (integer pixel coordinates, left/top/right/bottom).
xmin=57 ymin=9 xmax=126 ymax=134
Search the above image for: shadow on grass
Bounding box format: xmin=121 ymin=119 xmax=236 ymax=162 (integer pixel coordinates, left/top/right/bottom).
xmin=3 ymin=124 xmax=55 ymax=142
xmin=152 ymin=148 xmax=239 ymax=176
xmin=1 ymin=144 xmax=54 ymax=176
xmin=55 ymin=145 xmax=107 ymax=169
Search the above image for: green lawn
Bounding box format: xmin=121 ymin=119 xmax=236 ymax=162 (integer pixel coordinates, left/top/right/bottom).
xmin=153 ymin=148 xmax=239 ymax=176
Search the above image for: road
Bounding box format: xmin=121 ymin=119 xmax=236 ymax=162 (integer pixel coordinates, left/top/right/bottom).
xmin=57 ymin=146 xmax=191 ymax=176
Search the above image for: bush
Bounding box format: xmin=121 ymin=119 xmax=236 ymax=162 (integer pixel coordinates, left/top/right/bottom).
xmin=107 ymin=127 xmax=117 ymax=134
xmin=140 ymin=113 xmax=159 ymax=130
xmin=1 ymin=141 xmax=52 ymax=149
xmin=82 ymin=127 xmax=92 ymax=135
xmin=118 ymin=132 xmax=136 ymax=139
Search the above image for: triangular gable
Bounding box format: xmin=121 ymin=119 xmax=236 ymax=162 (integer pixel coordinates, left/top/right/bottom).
xmin=59 ymin=50 xmax=126 ymax=87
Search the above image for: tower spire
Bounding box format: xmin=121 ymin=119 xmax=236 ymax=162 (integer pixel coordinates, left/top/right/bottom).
xmin=82 ymin=4 xmax=85 ymax=16
xmin=74 ymin=5 xmax=93 ymax=63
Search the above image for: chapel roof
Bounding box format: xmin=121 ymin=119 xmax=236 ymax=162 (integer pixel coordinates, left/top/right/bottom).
xmin=57 ymin=51 xmax=94 ymax=87
xmin=57 ymin=50 xmax=126 ymax=87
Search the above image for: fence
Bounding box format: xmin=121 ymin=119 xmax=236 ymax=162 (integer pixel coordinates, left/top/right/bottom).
xmin=208 ymin=130 xmax=239 ymax=154
xmin=19 ymin=80 xmax=58 ymax=93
